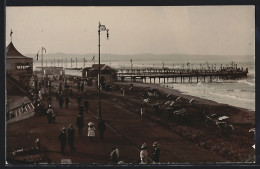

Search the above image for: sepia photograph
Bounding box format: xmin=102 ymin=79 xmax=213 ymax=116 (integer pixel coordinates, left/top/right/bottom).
xmin=5 ymin=6 xmax=255 ymax=164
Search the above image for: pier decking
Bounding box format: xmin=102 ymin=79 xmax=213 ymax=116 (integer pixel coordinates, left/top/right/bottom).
xmin=116 ymin=67 xmax=248 ymax=83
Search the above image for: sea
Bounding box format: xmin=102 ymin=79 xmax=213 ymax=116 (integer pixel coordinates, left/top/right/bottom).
xmin=34 ymin=58 xmax=255 ymax=111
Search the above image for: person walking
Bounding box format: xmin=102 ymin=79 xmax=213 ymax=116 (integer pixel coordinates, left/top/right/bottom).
xmin=88 ymin=122 xmax=95 ymax=139
xmin=65 ymin=96 xmax=70 ymax=110
xmin=140 ymin=106 xmax=145 ymax=121
xmin=38 ymin=90 xmax=42 ymax=101
xmin=76 ymin=115 xmax=84 ymax=136
xmin=67 ymin=124 xmax=76 ymax=152
xmin=79 ymin=104 xmax=84 ymax=116
xmin=98 ymin=118 xmax=106 ymax=141
xmin=81 ymin=82 xmax=84 ymax=93
xmin=35 ymin=138 xmax=40 ymax=150
xmin=152 ymin=142 xmax=160 ymax=163
xmin=59 ymin=95 xmax=64 ymax=109
xmin=58 ymin=127 xmax=66 ymax=155
xmin=77 ymin=94 xmax=82 ymax=108
xmin=77 ymin=80 xmax=81 ymax=92
xmin=46 ymin=105 xmax=54 ymax=124
xmin=140 ymin=143 xmax=148 ymax=164
xmin=48 ymin=80 xmax=52 ymax=95
xmin=83 ymin=99 xmax=89 ymax=114
xmin=47 ymin=95 xmax=52 ymax=105
xmin=59 ymin=81 xmax=63 ymax=95
xmin=55 ymin=86 xmax=59 ymax=101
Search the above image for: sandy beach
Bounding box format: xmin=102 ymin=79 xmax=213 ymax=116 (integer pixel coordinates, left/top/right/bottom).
xmin=127 ymin=82 xmax=255 ymax=124
xmin=109 ymin=81 xmax=255 ymax=161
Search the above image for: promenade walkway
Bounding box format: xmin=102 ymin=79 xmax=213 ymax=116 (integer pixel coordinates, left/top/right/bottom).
xmin=7 ymin=81 xmax=226 ymax=164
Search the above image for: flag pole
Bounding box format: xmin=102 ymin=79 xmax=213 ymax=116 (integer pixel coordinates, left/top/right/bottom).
xmin=97 ymin=22 xmax=109 ymax=120
xmin=98 ymin=22 xmax=101 ymax=119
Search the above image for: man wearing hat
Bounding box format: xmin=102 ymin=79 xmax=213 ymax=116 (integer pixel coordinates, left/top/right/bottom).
xmin=79 ymin=104 xmax=84 ymax=116
xmin=76 ymin=115 xmax=84 ymax=136
xmin=59 ymin=95 xmax=64 ymax=109
xmin=65 ymin=96 xmax=70 ymax=110
xmin=77 ymin=94 xmax=82 ymax=108
xmin=67 ymin=124 xmax=76 ymax=152
xmin=58 ymin=127 xmax=67 ymax=155
xmin=83 ymin=98 xmax=89 ymax=114
xmin=152 ymin=142 xmax=160 ymax=163
xmin=46 ymin=105 xmax=54 ymax=124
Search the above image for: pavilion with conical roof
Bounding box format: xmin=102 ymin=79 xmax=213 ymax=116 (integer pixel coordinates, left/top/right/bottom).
xmin=6 ymin=41 xmax=33 ymax=93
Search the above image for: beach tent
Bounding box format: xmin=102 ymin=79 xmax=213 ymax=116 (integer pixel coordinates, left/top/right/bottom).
xmin=218 ymin=116 xmax=229 ymax=121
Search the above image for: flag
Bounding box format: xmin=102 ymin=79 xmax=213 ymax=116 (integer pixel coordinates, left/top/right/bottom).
xmin=10 ymin=29 xmax=13 ymax=37
xmin=91 ymin=55 xmax=95 ymax=61
xmin=36 ymin=51 xmax=39 ymax=60
xmin=106 ymin=29 xmax=109 ymax=39
xmin=100 ymin=25 xmax=106 ymax=31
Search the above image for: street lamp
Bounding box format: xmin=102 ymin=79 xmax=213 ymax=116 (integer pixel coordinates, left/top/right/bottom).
xmin=98 ymin=22 xmax=109 ymax=119
xmin=41 ymin=47 xmax=46 ymax=80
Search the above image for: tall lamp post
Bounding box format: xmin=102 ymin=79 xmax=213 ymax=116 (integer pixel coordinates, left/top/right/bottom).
xmin=98 ymin=22 xmax=109 ymax=119
xmin=41 ymin=47 xmax=46 ymax=80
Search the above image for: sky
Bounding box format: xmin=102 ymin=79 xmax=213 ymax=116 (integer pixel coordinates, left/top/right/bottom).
xmin=6 ymin=6 xmax=255 ymax=56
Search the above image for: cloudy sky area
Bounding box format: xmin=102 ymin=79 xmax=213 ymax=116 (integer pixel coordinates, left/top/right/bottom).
xmin=6 ymin=6 xmax=255 ymax=56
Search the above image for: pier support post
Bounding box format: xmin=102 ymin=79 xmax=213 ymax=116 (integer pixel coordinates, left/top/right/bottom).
xmin=150 ymin=78 xmax=151 ymax=83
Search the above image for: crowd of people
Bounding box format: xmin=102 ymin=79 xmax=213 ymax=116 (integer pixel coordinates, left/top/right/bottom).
xmin=30 ymin=76 xmax=162 ymax=164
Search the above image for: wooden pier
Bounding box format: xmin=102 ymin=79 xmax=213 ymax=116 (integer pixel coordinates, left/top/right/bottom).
xmin=116 ymin=67 xmax=248 ymax=83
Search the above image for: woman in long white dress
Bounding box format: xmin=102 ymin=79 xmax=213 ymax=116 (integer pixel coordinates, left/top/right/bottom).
xmin=88 ymin=122 xmax=95 ymax=139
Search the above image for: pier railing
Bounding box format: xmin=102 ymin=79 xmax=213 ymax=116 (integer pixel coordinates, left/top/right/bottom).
xmin=116 ymin=68 xmax=248 ymax=83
